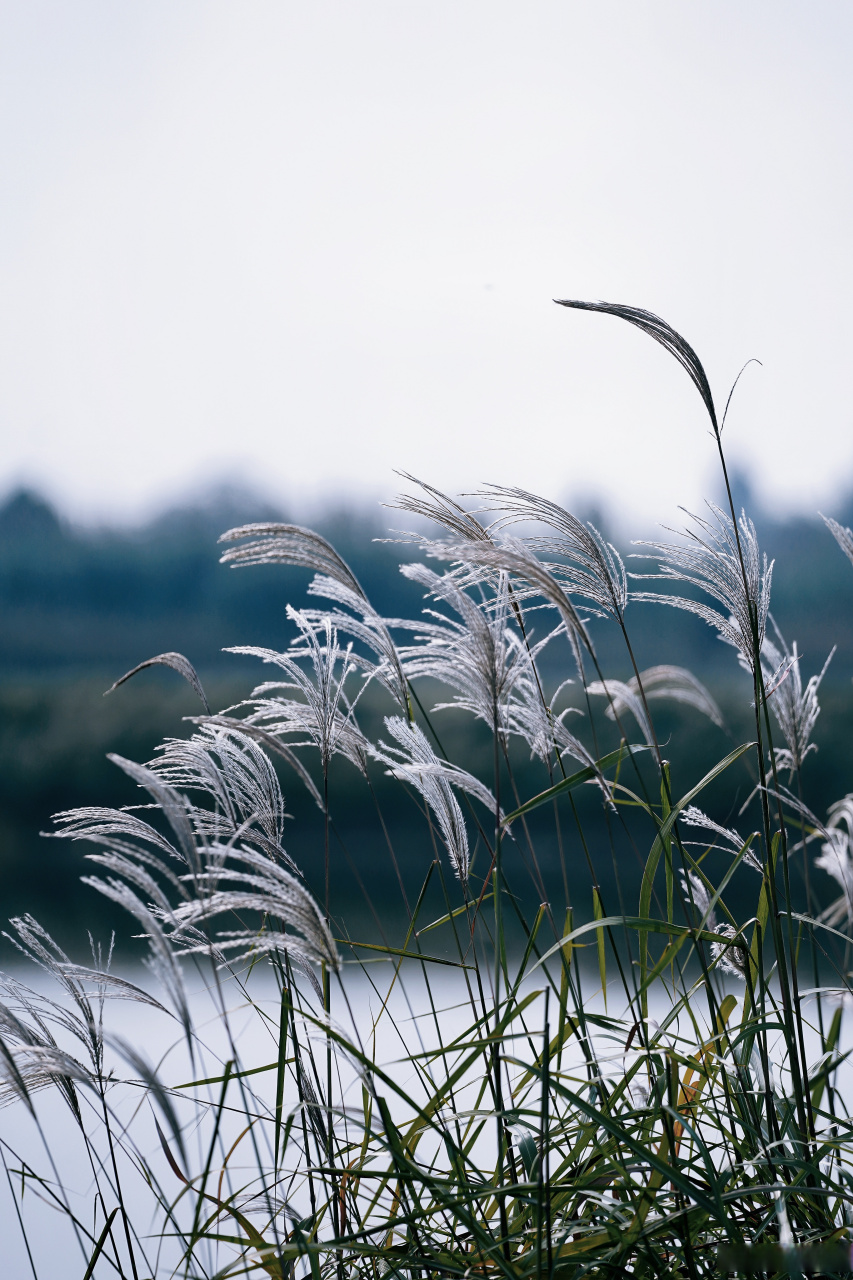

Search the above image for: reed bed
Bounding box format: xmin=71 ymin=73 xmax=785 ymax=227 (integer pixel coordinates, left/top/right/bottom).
xmin=3 ymin=302 xmax=853 ymax=1278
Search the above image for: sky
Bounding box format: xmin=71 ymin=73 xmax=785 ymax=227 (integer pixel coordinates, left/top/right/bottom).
xmin=1 ymin=1 xmax=852 ymax=531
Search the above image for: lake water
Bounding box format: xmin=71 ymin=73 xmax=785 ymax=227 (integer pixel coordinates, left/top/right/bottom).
xmin=1 ymin=961 xmax=848 ymax=1278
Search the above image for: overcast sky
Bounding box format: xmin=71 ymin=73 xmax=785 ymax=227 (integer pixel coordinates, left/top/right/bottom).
xmin=1 ymin=1 xmax=852 ymax=530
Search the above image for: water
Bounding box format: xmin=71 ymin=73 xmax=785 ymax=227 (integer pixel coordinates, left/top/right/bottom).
xmin=1 ymin=962 xmax=849 ymax=1277
xmin=1 ymin=961 xmax=493 ymax=1278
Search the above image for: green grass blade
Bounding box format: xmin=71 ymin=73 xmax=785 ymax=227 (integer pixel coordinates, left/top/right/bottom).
xmin=82 ymin=1208 xmax=119 ymax=1280
xmin=501 ymin=744 xmax=650 ymax=824
xmin=638 ymin=741 xmax=755 ymax=1014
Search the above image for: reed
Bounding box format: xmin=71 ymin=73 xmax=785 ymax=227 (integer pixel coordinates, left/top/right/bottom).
xmin=3 ymin=302 xmax=853 ymax=1278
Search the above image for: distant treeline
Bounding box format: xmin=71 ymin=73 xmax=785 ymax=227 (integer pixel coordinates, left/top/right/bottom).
xmin=0 ymin=487 xmax=426 ymax=678
xmin=2 ymin=483 xmax=853 ymax=952
xmin=3 ymin=481 xmax=853 ymax=681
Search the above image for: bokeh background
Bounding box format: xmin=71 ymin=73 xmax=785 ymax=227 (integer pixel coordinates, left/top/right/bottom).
xmin=2 ymin=1 xmax=853 ymax=949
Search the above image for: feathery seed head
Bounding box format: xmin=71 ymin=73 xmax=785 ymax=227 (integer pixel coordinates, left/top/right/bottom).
xmin=816 ymin=796 xmax=853 ymax=924
xmin=422 ymin=535 xmax=594 ymax=675
xmin=680 ymin=806 xmax=762 ymax=872
xmin=369 ymin=717 xmax=502 ymax=887
xmin=387 ymin=472 xmax=495 ymax=546
xmin=228 ymin=608 xmax=369 ymax=774
xmin=470 ymin=484 xmax=629 ymax=621
xmin=821 ymin=513 xmax=853 ymax=571
xmin=711 ymin=924 xmax=750 ymax=979
xmin=170 ymin=848 xmax=340 ymax=972
xmin=633 ymin=505 xmax=773 ymax=674
xmin=593 ymin=666 xmax=724 ymax=731
xmin=219 ymin=522 xmax=365 ymax=599
xmin=395 ymin=564 xmax=541 ymax=737
xmin=760 ymin=623 xmax=833 ymax=774
xmin=679 ymin=870 xmax=716 ymax=931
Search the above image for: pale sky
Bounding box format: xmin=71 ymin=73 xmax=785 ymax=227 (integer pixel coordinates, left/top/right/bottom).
xmin=1 ymin=1 xmax=852 ymax=530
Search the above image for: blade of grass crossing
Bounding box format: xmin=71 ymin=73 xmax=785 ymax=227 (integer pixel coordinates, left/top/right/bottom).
xmin=82 ymin=1208 xmax=119 ymax=1280
xmin=274 ymin=982 xmax=289 ymax=1172
xmin=661 ymin=762 xmax=674 ymax=926
xmin=501 ymin=744 xmax=651 ymax=824
xmin=592 ymin=887 xmax=607 ymax=1007
xmin=638 ymin=742 xmax=755 ymax=1017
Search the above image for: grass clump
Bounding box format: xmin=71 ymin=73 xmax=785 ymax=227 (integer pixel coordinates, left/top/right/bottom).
xmin=4 ymin=302 xmax=853 ymax=1278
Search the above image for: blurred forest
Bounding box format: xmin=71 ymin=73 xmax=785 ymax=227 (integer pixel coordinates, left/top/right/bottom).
xmin=3 ymin=482 xmax=853 ymax=955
